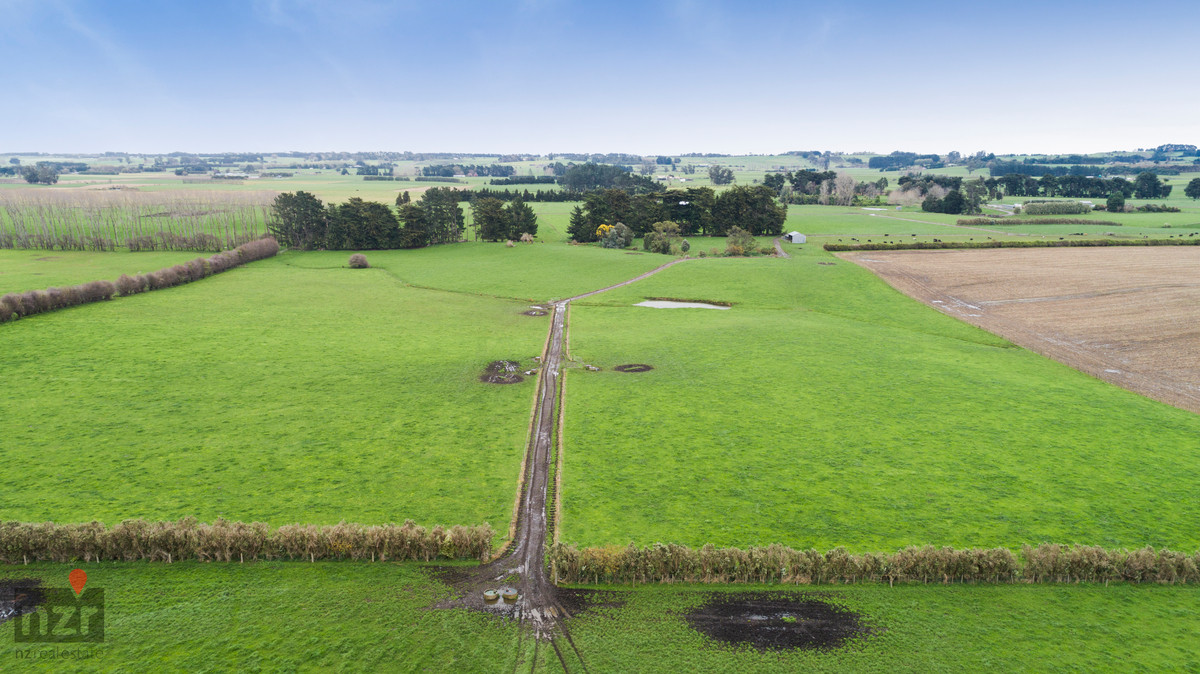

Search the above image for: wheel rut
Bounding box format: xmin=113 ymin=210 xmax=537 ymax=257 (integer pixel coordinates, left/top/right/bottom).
xmin=431 ymin=258 xmax=691 ymax=670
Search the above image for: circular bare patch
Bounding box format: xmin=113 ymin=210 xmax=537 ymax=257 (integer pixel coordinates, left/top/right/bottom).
xmin=686 ymin=592 xmax=871 ymax=652
xmin=0 ymin=579 xmax=44 ymax=625
xmin=613 ymin=363 xmax=653 ymax=372
xmin=522 ymin=310 xmax=547 ymax=316
xmin=480 ymin=360 xmax=525 ymax=384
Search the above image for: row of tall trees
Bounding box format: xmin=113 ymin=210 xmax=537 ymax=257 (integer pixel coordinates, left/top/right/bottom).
xmin=899 ymin=172 xmax=1172 ymax=202
xmin=270 ymin=189 xmax=466 ymax=250
xmin=566 ymin=185 xmax=785 ymax=242
xmin=472 ymin=198 xmax=538 ymax=241
xmin=271 ymin=190 xmax=540 ymax=249
xmin=422 ymin=164 xmax=515 ymax=177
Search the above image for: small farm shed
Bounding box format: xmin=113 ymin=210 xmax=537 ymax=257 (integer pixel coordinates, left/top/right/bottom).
xmin=785 ymin=231 xmax=806 ymax=244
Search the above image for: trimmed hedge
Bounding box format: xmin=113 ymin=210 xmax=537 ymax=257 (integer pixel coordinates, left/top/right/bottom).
xmin=549 ymin=542 xmax=1200 ymax=585
xmin=0 ymin=518 xmax=493 ymax=564
xmin=1022 ymin=201 xmax=1091 ymax=215
xmin=0 ymin=237 xmax=279 ymax=324
xmin=957 ymin=218 xmax=1121 ymax=226
xmin=824 ymin=238 xmax=1200 ymax=252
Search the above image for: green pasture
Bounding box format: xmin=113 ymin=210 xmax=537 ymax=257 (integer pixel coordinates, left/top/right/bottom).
xmin=563 ymin=582 xmax=1200 ymax=673
xmin=560 ymin=247 xmax=1200 ymax=551
xmin=2 ymin=563 xmax=1196 ymax=672
xmin=279 ymin=242 xmax=667 ymax=302
xmin=0 ymin=255 xmax=546 ymax=531
xmin=0 ymin=562 xmax=529 ymax=672
xmin=0 ymin=250 xmax=202 ymax=295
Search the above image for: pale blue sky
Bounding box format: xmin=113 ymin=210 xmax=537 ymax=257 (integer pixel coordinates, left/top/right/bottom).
xmin=2 ymin=0 xmax=1197 ymax=154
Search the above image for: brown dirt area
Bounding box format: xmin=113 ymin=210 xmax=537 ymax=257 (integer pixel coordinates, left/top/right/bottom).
xmin=841 ymin=247 xmax=1200 ymax=414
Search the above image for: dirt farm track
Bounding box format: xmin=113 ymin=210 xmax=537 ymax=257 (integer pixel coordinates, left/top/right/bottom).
xmin=840 ymin=247 xmax=1200 ymax=414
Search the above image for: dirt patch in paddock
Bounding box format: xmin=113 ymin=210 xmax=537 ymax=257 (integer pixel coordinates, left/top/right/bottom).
xmin=33 ymin=256 xmax=61 ymax=261
xmin=818 ymin=262 xmax=836 ymax=266
xmin=0 ymin=578 xmax=44 ymax=625
xmin=841 ymin=246 xmax=1200 ymax=413
xmin=556 ymin=588 xmax=627 ymax=616
xmin=613 ymin=363 xmax=654 ymax=373
xmin=686 ymin=592 xmax=872 ymax=652
xmin=522 ymin=310 xmax=548 ymax=316
xmin=480 ymin=360 xmax=525 ymax=384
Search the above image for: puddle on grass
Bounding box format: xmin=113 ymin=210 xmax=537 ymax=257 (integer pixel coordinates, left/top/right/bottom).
xmin=634 ymin=301 xmax=729 ymax=310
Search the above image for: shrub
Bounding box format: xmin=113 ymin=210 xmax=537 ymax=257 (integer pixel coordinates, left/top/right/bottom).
xmin=600 ymin=223 xmax=634 ymax=249
xmin=725 ymin=226 xmax=756 ymax=256
xmin=681 ymin=239 xmax=690 ymax=253
xmin=116 ymin=274 xmax=143 ymax=296
xmin=1138 ymin=204 xmax=1180 ymax=213
xmin=348 ymin=253 xmax=369 ymax=268
xmin=824 ymin=238 xmax=1200 ymax=252
xmin=643 ymin=221 xmax=681 ymax=255
xmin=758 ymin=246 xmax=774 ymax=256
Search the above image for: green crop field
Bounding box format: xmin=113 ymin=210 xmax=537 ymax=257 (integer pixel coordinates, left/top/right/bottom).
xmin=560 ymin=247 xmax=1200 ymax=551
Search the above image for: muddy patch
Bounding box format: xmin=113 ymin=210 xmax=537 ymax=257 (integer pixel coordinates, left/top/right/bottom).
xmin=480 ymin=360 xmax=525 ymax=384
xmin=0 ymin=578 xmax=44 ymax=625
xmin=686 ymin=592 xmax=871 ymax=652
xmin=556 ymin=587 xmax=627 ymax=617
xmin=818 ymin=262 xmax=836 ymax=266
xmin=613 ymin=363 xmax=653 ymax=373
xmin=522 ymin=310 xmax=548 ymax=316
xmin=33 ymin=256 xmax=61 ymax=261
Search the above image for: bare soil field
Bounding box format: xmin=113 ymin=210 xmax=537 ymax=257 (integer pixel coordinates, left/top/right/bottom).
xmin=840 ymin=247 xmax=1200 ymax=414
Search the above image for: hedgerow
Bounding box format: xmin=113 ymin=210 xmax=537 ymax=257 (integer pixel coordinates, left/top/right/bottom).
xmin=549 ymin=542 xmax=1200 ymax=585
xmin=0 ymin=518 xmax=493 ymax=564
xmin=824 ymin=238 xmax=1200 ymax=252
xmin=1021 ymin=201 xmax=1092 ymax=215
xmin=0 ymin=237 xmax=279 ymax=324
xmin=956 ymin=218 xmax=1121 ymax=226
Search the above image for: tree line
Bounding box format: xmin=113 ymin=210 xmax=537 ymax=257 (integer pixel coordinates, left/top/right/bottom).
xmin=421 ymin=164 xmax=516 ymax=177
xmin=763 ymin=170 xmax=889 ymax=206
xmin=566 ymin=185 xmax=785 ymax=241
xmin=270 ymin=189 xmax=539 ymax=249
xmin=271 ymin=189 xmax=466 ymax=250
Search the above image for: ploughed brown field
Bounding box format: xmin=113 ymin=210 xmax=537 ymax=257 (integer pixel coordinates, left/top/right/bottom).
xmin=840 ymin=247 xmax=1200 ymax=414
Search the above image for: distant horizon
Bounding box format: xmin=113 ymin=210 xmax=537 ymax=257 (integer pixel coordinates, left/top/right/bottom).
xmin=2 ymin=145 xmax=1191 ymax=158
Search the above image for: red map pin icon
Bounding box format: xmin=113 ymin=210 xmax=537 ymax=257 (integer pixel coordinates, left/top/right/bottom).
xmin=69 ymin=569 xmax=87 ymax=595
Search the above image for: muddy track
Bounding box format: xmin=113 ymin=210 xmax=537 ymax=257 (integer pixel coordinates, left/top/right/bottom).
xmin=435 ymin=258 xmax=692 ymax=670
xmin=773 ymin=237 xmax=791 ymax=259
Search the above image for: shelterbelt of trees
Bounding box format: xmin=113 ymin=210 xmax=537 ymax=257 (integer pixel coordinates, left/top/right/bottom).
xmin=567 ymin=185 xmax=786 ymax=241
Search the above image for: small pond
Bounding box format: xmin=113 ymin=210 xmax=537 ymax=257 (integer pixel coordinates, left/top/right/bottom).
xmin=634 ymin=300 xmax=730 ymax=310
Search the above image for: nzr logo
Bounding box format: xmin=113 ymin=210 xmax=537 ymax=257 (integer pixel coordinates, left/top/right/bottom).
xmin=13 ymin=570 xmax=105 ymax=644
